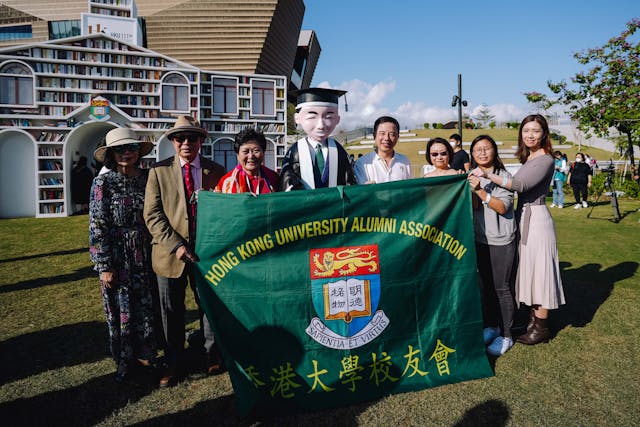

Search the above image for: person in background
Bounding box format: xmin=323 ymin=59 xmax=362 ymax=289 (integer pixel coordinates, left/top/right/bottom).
xmin=567 ymin=152 xmax=592 ymax=209
xmin=89 ymin=128 xmax=158 ymax=383
xmin=144 ymin=115 xmax=226 ymax=388
xmin=278 ymin=87 xmax=356 ymax=191
xmin=449 ymin=133 xmax=470 ymax=172
xmin=215 ymin=128 xmax=279 ymax=194
xmin=467 ymin=135 xmax=517 ymax=356
xmin=71 ymin=155 xmax=94 ymax=214
xmin=354 ymin=116 xmax=412 ymax=184
xmin=423 ymin=137 xmax=461 ymax=177
xmin=550 ymin=151 xmax=567 ymax=208
xmin=470 ymin=114 xmax=564 ymax=345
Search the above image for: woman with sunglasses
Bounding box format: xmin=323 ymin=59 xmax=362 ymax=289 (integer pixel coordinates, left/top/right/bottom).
xmin=467 ymin=135 xmax=517 ymax=356
xmin=215 ymin=128 xmax=279 ymax=194
xmin=423 ymin=137 xmax=461 ymax=177
xmin=89 ymin=127 xmax=159 ymax=383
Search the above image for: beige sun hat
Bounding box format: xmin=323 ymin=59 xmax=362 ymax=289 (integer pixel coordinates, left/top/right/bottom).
xmin=93 ymin=127 xmax=154 ymax=163
xmin=165 ymin=115 xmax=208 ymax=140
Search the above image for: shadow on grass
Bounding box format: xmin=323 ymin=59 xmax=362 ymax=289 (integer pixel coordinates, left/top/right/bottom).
xmin=131 ymin=394 xmax=374 ymax=427
xmin=0 ymin=321 xmax=108 ymax=385
xmin=453 ymin=399 xmax=510 ymax=427
xmin=0 ymin=265 xmax=95 ymax=294
xmin=554 ymin=261 xmax=638 ymax=334
xmin=0 ymin=247 xmax=88 ymax=264
xmin=0 ymin=372 xmax=156 ymax=427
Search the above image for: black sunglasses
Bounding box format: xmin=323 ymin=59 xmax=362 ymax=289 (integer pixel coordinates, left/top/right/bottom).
xmin=172 ymin=133 xmax=200 ymax=144
xmin=113 ymin=143 xmax=140 ymax=154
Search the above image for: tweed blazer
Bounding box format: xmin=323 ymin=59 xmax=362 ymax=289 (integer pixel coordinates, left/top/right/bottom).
xmin=144 ymin=155 xmax=225 ymax=278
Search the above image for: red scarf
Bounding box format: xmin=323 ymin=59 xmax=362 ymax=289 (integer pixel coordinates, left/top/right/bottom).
xmin=216 ymin=164 xmax=279 ymax=194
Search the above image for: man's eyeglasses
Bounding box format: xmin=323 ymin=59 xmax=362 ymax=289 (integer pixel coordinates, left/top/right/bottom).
xmin=430 ymin=151 xmax=449 ymax=157
xmin=113 ymin=143 xmax=140 ymax=154
xmin=172 ymin=134 xmax=200 ymax=144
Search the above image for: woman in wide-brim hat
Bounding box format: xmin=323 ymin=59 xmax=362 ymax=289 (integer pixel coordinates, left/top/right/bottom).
xmin=89 ymin=127 xmax=159 ymax=384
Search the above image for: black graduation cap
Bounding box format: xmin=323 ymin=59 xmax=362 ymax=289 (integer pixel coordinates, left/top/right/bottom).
xmin=294 ymin=87 xmax=348 ymax=111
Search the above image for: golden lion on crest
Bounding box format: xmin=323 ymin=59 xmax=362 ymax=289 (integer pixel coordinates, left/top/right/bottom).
xmin=313 ymin=247 xmax=378 ymax=277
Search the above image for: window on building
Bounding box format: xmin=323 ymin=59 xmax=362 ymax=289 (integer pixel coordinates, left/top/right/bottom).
xmin=48 ymin=20 xmax=81 ymax=40
xmin=0 ymin=25 xmax=32 ymax=41
xmin=0 ymin=62 xmax=34 ymax=106
xmin=213 ymin=78 xmax=238 ymax=115
xmin=213 ymin=139 xmax=237 ymax=170
xmin=251 ymin=79 xmax=275 ymax=116
xmin=161 ymin=73 xmax=189 ymax=112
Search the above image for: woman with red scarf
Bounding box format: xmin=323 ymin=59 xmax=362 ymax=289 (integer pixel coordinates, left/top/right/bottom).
xmin=215 ymin=128 xmax=279 ymax=194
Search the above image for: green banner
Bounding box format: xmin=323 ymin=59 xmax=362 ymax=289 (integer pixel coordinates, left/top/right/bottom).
xmin=195 ymin=175 xmax=493 ymax=416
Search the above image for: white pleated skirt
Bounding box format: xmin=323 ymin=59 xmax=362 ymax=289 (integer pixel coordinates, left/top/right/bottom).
xmin=515 ymin=205 xmax=565 ymax=309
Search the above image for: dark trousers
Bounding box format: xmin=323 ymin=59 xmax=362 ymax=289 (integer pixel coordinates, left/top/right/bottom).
xmin=157 ymin=263 xmax=215 ymax=366
xmin=571 ymin=182 xmax=588 ymax=204
xmin=476 ymin=241 xmax=517 ymax=338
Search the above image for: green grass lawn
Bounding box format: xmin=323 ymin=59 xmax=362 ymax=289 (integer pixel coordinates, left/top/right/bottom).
xmin=1 ymin=196 xmax=639 ymax=426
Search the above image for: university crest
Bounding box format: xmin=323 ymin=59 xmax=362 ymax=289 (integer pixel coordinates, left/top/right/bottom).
xmin=305 ymin=244 xmax=389 ymax=349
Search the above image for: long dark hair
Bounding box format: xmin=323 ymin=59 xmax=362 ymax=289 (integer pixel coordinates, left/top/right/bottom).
xmin=469 ymin=134 xmax=506 ymax=173
xmin=516 ymin=114 xmax=552 ymax=163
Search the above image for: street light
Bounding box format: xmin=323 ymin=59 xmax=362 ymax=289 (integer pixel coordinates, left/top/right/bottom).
xmin=451 ymin=74 xmax=467 ymax=140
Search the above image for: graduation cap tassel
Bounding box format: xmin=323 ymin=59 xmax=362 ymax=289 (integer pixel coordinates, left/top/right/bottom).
xmin=344 ymin=94 xmax=349 ymax=112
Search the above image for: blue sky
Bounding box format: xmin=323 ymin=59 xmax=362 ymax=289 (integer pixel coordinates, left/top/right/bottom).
xmin=301 ymin=0 xmax=639 ymax=130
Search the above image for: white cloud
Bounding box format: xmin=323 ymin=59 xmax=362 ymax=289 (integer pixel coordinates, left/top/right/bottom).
xmin=313 ymin=79 xmax=526 ymax=131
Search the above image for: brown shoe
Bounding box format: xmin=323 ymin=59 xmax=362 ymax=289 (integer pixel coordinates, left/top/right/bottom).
xmin=159 ymin=366 xmax=178 ymax=388
xmin=526 ymin=308 xmax=536 ymax=332
xmin=516 ymin=316 xmax=550 ymax=345
xmin=206 ymin=352 xmax=225 ymax=375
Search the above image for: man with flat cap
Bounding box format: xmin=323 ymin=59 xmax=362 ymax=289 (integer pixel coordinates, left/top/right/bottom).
xmin=144 ymin=115 xmax=225 ymax=387
xmin=278 ymin=87 xmax=356 ymax=191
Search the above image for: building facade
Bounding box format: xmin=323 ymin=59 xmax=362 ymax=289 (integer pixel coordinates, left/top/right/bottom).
xmin=0 ymin=33 xmax=287 ymax=218
xmin=0 ymin=0 xmax=319 ymax=94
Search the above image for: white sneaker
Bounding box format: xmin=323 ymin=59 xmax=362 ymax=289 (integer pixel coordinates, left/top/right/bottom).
xmin=574 ymin=204 xmax=581 ymax=209
xmin=582 ymin=201 xmax=588 ymax=208
xmin=483 ymin=326 xmax=500 ymax=344
xmin=550 ymin=203 xmax=556 ymax=208
xmin=557 ymin=204 xmax=563 ymax=209
xmin=487 ymin=336 xmax=514 ymax=356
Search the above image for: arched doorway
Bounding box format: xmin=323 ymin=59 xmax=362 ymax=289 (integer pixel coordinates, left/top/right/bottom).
xmin=64 ymin=121 xmax=117 ymax=215
xmin=0 ymin=129 xmax=36 ymax=217
xmin=156 ymin=135 xmax=175 ymax=162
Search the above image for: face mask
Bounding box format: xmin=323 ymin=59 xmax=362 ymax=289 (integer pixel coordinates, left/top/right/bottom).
xmin=575 ymin=157 xmax=583 ymax=163
xmin=449 ymin=141 xmax=457 ymax=147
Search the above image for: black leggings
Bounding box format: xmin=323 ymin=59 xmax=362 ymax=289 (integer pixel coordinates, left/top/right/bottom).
xmin=476 ymin=241 xmax=517 ymax=337
xmin=571 ymin=182 xmax=588 ymax=204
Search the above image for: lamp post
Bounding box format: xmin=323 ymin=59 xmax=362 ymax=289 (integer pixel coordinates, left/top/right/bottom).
xmin=451 ymin=74 xmax=468 ymax=140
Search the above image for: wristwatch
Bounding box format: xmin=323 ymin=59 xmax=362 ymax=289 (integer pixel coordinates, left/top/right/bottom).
xmin=482 ymin=193 xmax=491 ymax=205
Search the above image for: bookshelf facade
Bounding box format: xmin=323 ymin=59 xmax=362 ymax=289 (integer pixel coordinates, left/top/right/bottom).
xmin=0 ymin=33 xmax=287 ymax=218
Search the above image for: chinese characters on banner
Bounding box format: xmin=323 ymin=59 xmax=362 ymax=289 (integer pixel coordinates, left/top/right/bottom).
xmin=195 ymin=175 xmax=493 ymax=416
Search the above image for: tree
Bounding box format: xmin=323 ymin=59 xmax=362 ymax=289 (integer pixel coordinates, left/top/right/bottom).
xmin=473 ymin=103 xmax=495 ymax=129
xmin=524 ymin=18 xmax=640 ymax=166
xmin=423 ymin=123 xmax=430 ymax=129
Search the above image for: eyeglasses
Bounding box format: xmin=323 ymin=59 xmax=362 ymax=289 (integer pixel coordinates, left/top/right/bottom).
xmin=430 ymin=151 xmax=449 ymax=157
xmin=172 ymin=133 xmax=200 ymax=144
xmin=376 ymin=131 xmax=398 ymax=138
xmin=113 ymin=143 xmax=140 ymax=154
xmin=472 ymin=147 xmax=494 ymax=154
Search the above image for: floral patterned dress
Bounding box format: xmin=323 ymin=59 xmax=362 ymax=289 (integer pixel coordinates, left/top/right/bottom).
xmin=89 ymin=170 xmax=157 ymax=375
